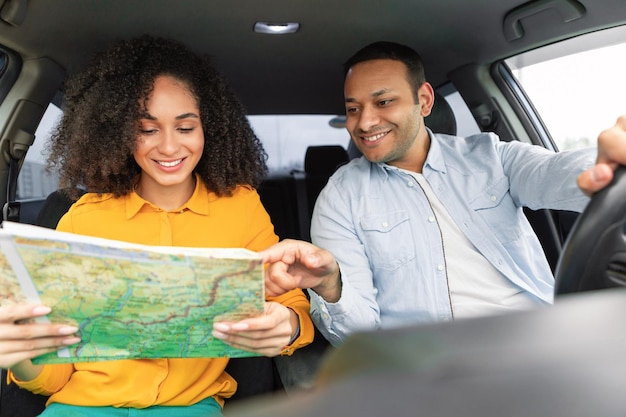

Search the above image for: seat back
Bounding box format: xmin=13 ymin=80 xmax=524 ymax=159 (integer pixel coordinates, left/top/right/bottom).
xmin=303 ymin=145 xmax=349 ymax=217
xmin=424 ymin=90 xmax=457 ymax=136
xmin=0 ymin=373 xmax=48 ymax=417
xmin=257 ymin=174 xmax=302 ymax=240
xmin=277 ymin=145 xmax=350 ymax=242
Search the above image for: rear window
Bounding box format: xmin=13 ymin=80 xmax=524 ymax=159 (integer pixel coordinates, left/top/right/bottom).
xmin=249 ymin=115 xmax=349 ymax=172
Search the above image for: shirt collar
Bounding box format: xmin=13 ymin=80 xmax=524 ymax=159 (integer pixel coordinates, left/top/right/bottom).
xmin=374 ymin=128 xmax=447 ymax=178
xmin=125 ymin=173 xmax=210 ymax=219
xmin=423 ymin=128 xmax=447 ymax=174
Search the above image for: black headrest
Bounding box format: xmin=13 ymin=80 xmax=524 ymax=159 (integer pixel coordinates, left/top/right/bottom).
xmin=304 ymin=145 xmax=349 ymax=175
xmin=425 ymin=91 xmax=456 ymax=136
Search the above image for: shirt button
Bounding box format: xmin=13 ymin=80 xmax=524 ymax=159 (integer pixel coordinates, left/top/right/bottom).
xmin=437 ymin=264 xmax=444 ymax=271
xmin=490 ymin=195 xmax=497 ymax=202
xmin=407 ymin=181 xmax=414 ymax=187
xmin=382 ymin=222 xmax=388 ymax=228
xmin=428 ymin=216 xmax=435 ymax=223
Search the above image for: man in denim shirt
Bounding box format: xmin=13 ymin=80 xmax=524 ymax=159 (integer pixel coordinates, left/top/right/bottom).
xmin=261 ymin=41 xmax=625 ymax=346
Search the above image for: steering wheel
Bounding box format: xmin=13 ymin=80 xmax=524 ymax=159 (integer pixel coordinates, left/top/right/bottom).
xmin=554 ymin=165 xmax=626 ymax=295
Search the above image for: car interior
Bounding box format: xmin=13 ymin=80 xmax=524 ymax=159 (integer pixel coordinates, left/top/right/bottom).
xmin=0 ymin=0 xmax=625 ymax=415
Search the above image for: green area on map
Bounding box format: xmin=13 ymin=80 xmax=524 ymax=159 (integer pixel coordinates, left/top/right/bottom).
xmin=0 ymin=230 xmax=264 ymax=364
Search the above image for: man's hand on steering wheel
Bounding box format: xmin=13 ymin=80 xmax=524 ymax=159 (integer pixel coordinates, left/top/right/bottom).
xmin=556 ymin=115 xmax=626 ymax=295
xmin=577 ymin=115 xmax=626 ymax=196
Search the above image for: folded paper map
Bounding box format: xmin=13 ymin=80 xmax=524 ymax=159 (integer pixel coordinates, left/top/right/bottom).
xmin=0 ymin=221 xmax=265 ymax=364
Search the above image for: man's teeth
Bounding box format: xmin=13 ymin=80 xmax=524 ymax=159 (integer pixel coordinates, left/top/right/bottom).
xmin=157 ymin=159 xmax=183 ymax=167
xmin=364 ymin=132 xmax=386 ymax=142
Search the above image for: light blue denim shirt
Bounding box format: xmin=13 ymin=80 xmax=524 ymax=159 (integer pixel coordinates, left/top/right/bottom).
xmin=309 ymin=129 xmax=596 ymax=346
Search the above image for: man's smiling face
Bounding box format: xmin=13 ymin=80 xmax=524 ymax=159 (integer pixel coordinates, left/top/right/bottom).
xmin=344 ymin=59 xmax=429 ymax=170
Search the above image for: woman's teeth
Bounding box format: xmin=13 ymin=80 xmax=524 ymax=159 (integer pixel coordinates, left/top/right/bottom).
xmin=157 ymin=159 xmax=182 ymax=167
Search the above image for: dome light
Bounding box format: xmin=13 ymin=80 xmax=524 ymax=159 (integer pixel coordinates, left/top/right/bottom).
xmin=253 ymin=22 xmax=300 ymax=34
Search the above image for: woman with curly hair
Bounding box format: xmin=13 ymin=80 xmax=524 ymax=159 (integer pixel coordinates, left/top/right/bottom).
xmin=0 ymin=35 xmax=314 ymax=416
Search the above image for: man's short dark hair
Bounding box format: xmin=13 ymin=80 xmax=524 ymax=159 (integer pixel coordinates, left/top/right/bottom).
xmin=343 ymin=41 xmax=426 ymax=102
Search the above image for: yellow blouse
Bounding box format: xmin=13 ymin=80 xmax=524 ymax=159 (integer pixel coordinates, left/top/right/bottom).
xmin=10 ymin=178 xmax=314 ymax=408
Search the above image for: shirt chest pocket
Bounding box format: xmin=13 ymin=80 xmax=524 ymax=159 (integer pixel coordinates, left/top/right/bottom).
xmin=359 ymin=210 xmax=415 ymax=271
xmin=469 ymin=177 xmax=522 ymax=243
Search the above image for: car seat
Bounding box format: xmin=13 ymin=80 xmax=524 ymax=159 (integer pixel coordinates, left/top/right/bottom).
xmin=304 ymin=145 xmax=350 ymax=182
xmin=297 ymin=145 xmax=350 ymax=240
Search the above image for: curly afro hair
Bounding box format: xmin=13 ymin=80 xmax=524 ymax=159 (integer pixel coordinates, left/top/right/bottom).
xmin=46 ymin=35 xmax=268 ymax=199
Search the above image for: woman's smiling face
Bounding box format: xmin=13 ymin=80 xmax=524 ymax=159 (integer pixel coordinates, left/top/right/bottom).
xmin=133 ymin=75 xmax=204 ymax=208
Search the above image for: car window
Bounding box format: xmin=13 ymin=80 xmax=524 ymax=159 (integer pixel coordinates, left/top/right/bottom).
xmin=17 ymin=102 xmax=61 ymax=199
xmin=505 ymin=25 xmax=626 ymax=151
xmin=249 ymin=115 xmax=349 ymax=172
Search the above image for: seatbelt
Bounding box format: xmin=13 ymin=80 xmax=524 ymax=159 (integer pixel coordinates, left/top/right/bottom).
xmin=2 ymin=127 xmax=34 ymax=224
xmin=291 ymin=170 xmax=311 ymax=242
xmin=2 ymin=154 xmax=20 ymax=222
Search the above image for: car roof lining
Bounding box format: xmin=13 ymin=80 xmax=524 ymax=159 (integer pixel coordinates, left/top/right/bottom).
xmin=0 ymin=0 xmax=622 ymax=115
